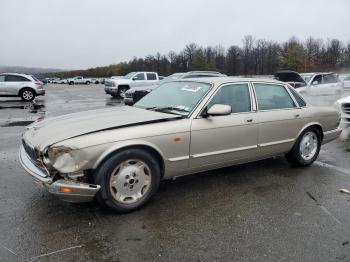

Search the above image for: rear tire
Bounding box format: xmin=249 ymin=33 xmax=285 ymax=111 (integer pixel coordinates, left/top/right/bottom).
xmin=285 ymin=127 xmax=321 ymax=167
xmin=20 ymin=88 xmax=35 ymax=102
xmin=69 ymin=81 xmax=74 ymax=85
xmin=94 ymin=149 xmax=161 ymax=212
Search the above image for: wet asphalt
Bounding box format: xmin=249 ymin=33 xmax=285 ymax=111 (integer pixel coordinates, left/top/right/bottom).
xmin=0 ymin=84 xmax=350 ymax=262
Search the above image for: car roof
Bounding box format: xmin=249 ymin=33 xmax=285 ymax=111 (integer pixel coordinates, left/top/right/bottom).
xmin=176 ymin=77 xmax=285 ymax=86
xmin=0 ymin=72 xmax=29 ymax=76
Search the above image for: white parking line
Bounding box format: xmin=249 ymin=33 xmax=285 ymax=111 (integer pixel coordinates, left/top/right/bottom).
xmin=314 ymin=161 xmax=350 ymax=176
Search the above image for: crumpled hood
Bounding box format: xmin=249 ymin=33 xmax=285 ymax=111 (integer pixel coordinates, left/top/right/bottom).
xmin=23 ymin=106 xmax=179 ymax=150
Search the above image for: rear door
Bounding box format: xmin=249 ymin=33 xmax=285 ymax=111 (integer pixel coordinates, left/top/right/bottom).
xmin=190 ymin=82 xmax=258 ymax=170
xmin=253 ymin=82 xmax=305 ymax=157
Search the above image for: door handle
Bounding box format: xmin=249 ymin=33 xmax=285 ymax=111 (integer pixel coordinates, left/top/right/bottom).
xmin=246 ymin=118 xmax=253 ymax=123
xmin=294 ymin=114 xmax=300 ymax=118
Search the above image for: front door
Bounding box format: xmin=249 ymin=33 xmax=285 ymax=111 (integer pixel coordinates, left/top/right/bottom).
xmin=190 ymin=82 xmax=258 ymax=170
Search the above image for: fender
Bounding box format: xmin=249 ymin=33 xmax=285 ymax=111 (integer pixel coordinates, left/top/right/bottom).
xmin=295 ymin=121 xmax=324 ymax=141
xmin=92 ymin=139 xmax=166 ymax=170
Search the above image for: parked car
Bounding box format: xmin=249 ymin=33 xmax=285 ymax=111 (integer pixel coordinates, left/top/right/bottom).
xmin=0 ymin=73 xmax=45 ymax=101
xmin=342 ymin=75 xmax=350 ymax=90
xmin=124 ymin=73 xmax=185 ymax=105
xmin=124 ymin=71 xmax=227 ymax=105
xmin=68 ymin=76 xmax=92 ymax=85
xmin=275 ymin=71 xmax=343 ymax=96
xmin=104 ymin=72 xmax=160 ymax=98
xmin=19 ymin=77 xmax=341 ymax=212
xmin=335 ymin=96 xmax=350 ymax=124
xmin=58 ymin=79 xmax=68 ymax=84
xmin=300 ymin=72 xmax=343 ymax=96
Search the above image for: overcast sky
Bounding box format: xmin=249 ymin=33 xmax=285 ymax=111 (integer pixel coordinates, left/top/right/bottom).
xmin=1 ymin=0 xmax=350 ymax=70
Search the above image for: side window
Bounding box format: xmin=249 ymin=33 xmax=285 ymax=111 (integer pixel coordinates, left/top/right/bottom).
xmin=312 ymin=75 xmax=322 ymax=85
xmin=5 ymin=75 xmax=29 ymax=82
xmin=0 ymin=75 xmax=5 ymax=82
xmin=207 ymin=83 xmax=251 ymax=113
xmin=133 ymin=73 xmax=145 ymax=81
xmin=288 ymin=86 xmax=307 ymax=107
xmin=254 ymin=83 xmax=296 ymax=110
xmin=146 ymin=73 xmax=157 ymax=80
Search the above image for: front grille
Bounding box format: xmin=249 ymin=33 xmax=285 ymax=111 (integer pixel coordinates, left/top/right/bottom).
xmin=22 ymin=139 xmax=37 ymax=161
xmin=133 ymin=90 xmax=149 ymax=103
xmin=104 ymin=81 xmax=113 ymax=87
xmin=342 ymin=103 xmax=350 ymax=115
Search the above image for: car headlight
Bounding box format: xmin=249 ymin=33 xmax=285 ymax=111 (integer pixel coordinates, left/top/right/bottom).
xmin=47 ymin=146 xmax=88 ymax=173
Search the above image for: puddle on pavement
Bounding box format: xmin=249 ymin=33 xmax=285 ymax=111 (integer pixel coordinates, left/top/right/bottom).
xmin=0 ymin=100 xmax=46 ymax=127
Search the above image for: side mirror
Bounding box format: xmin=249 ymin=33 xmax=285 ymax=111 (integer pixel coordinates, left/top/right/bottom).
xmin=312 ymin=80 xmax=319 ymax=85
xmin=132 ymin=77 xmax=137 ymax=81
xmin=207 ymin=104 xmax=231 ymax=116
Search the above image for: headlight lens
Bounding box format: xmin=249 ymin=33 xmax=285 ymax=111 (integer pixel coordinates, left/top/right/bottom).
xmin=47 ymin=146 xmax=87 ymax=173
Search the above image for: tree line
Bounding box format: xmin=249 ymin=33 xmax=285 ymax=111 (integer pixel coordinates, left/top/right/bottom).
xmin=49 ymin=36 xmax=350 ymax=78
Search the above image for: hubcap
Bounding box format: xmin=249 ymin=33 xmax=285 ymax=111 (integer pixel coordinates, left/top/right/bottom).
xmin=109 ymin=159 xmax=152 ymax=204
xmin=299 ymin=131 xmax=318 ymax=161
xmin=23 ymin=91 xmax=33 ymax=100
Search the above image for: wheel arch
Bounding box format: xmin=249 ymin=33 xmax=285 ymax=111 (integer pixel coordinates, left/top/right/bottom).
xmin=296 ymin=122 xmax=324 ymax=142
xmin=18 ymin=87 xmax=35 ymax=96
xmin=118 ymin=85 xmax=130 ymax=90
xmin=92 ymin=142 xmax=166 ymax=178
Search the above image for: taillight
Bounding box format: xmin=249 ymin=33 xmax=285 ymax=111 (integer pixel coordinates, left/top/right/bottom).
xmin=34 ymin=81 xmax=42 ymax=86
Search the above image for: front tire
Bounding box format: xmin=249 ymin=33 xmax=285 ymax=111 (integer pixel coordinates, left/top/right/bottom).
xmin=20 ymin=88 xmax=35 ymax=102
xmin=285 ymin=127 xmax=321 ymax=166
xmin=94 ymin=149 xmax=161 ymax=212
xmin=118 ymin=87 xmax=129 ymax=99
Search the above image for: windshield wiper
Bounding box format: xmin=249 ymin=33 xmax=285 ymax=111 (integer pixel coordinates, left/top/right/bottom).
xmin=146 ymin=106 xmax=189 ymax=116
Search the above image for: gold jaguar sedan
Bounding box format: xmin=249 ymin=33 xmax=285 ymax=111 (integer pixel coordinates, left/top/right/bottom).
xmin=19 ymin=77 xmax=341 ymax=212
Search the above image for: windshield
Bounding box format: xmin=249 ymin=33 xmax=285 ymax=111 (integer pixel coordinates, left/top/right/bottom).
xmin=123 ymin=72 xmax=136 ymax=79
xmin=134 ymin=81 xmax=211 ymax=116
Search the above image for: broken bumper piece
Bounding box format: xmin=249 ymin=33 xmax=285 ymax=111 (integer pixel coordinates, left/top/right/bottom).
xmin=19 ymin=145 xmax=100 ymax=203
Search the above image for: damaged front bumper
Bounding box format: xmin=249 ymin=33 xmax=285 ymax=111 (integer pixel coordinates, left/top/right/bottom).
xmin=19 ymin=145 xmax=100 ymax=203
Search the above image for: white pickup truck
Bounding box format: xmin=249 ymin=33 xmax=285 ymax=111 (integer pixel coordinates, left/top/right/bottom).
xmin=68 ymin=76 xmax=93 ymax=85
xmin=104 ymin=72 xmax=159 ymax=98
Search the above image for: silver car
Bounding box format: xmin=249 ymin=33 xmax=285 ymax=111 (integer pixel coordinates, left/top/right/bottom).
xmin=19 ymin=77 xmax=341 ymax=212
xmin=0 ymin=73 xmax=45 ymax=101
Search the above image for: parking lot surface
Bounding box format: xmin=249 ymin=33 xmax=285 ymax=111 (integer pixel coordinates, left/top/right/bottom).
xmin=1 ymin=84 xmax=350 ymax=261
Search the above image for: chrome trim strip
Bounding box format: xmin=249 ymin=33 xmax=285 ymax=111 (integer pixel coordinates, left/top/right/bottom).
xmin=19 ymin=145 xmax=52 ymax=183
xmin=191 ymin=145 xmax=257 ymax=159
xmin=323 ymin=128 xmax=342 ymax=135
xmin=259 ymin=138 xmax=295 ymax=147
xmin=168 ymin=155 xmax=190 ymax=162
